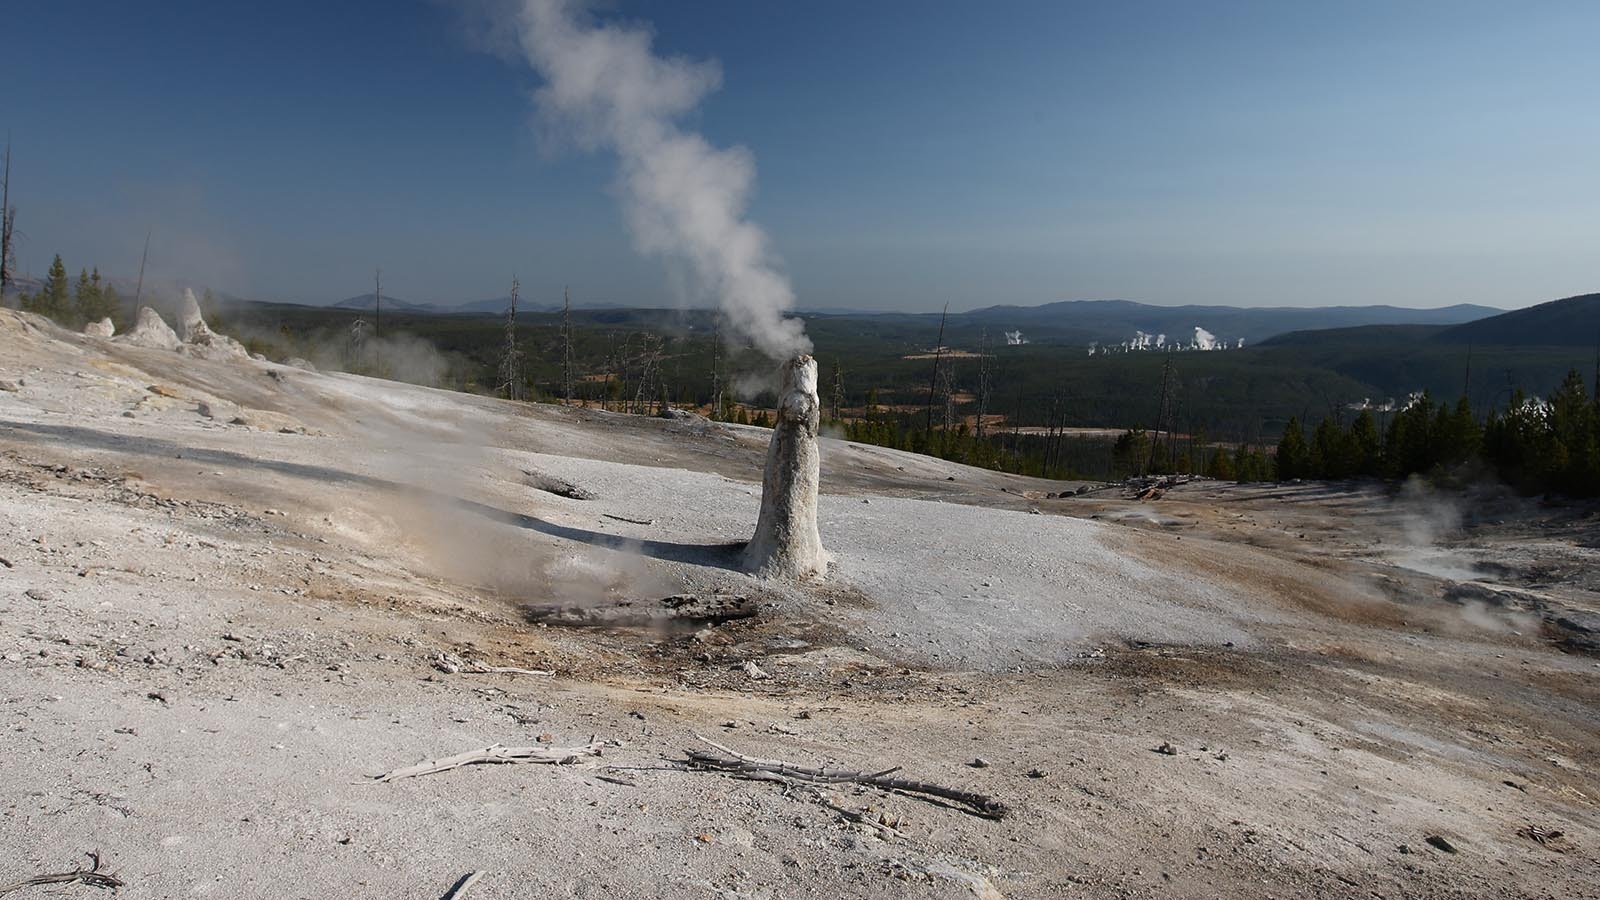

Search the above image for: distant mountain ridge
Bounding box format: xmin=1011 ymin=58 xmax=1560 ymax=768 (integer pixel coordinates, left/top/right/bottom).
xmin=958 ymin=299 xmax=1500 ymax=344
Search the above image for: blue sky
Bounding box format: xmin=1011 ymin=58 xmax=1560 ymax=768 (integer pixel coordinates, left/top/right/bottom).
xmin=7 ymin=0 xmax=1598 ymax=311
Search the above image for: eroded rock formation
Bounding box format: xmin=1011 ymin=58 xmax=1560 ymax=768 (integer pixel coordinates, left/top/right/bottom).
xmin=744 ymin=355 xmax=829 ymax=579
xmin=118 ymin=306 xmax=182 ymax=350
xmin=177 ymin=289 xmax=248 ymax=360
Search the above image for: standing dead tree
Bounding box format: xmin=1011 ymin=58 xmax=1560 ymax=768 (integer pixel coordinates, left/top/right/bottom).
xmin=497 ymin=276 xmax=525 ymax=401
xmin=939 ymin=359 xmax=957 ymax=434
xmin=372 ymin=268 xmax=383 ymax=372
xmin=0 ymin=139 xmax=14 ymax=308
xmin=975 ymin=328 xmax=993 ymax=440
xmin=923 ymin=302 xmax=949 ymax=440
xmin=561 ymin=286 xmax=575 ymax=405
xmin=630 ymin=332 xmax=666 ymax=415
xmin=829 ymin=358 xmax=844 ymax=424
xmin=709 ymin=315 xmax=724 ymax=419
xmin=1146 ymin=352 xmax=1177 ymax=475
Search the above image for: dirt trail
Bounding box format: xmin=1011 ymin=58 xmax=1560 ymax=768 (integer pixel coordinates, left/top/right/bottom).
xmin=1 ymin=309 xmax=1596 ymax=898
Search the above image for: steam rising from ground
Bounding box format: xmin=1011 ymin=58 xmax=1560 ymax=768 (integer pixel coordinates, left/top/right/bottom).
xmin=506 ymin=0 xmax=811 ymax=361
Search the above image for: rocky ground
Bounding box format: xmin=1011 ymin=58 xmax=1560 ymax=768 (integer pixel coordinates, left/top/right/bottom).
xmin=1 ymin=308 xmax=1596 ymax=898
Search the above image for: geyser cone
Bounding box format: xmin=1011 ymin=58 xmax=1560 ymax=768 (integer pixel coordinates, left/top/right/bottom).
xmin=744 ymin=355 xmax=829 ymax=580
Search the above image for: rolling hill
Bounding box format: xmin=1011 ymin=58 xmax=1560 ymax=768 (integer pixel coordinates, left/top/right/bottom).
xmin=1433 ymin=292 xmax=1600 ymax=347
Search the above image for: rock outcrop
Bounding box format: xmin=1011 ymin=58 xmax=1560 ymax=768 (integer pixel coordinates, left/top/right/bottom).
xmin=744 ymin=355 xmax=829 ymax=580
xmin=117 ymin=306 xmax=182 ymax=351
xmin=177 ymin=289 xmax=248 ymax=360
xmin=83 ymin=317 xmax=115 ymax=339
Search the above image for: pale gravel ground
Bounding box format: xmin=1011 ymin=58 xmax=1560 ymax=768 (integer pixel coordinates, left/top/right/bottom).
xmin=2 ymin=309 xmax=1598 ymax=899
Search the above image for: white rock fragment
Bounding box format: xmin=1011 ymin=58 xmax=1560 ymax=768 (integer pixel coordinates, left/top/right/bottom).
xmin=83 ymin=317 xmax=115 ymax=338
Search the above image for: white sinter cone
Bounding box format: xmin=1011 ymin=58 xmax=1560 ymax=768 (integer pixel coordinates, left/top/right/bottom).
xmin=744 ymin=354 xmax=830 ymax=580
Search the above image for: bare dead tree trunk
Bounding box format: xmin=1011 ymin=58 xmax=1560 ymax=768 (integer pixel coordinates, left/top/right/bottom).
xmin=373 ymin=268 xmax=383 ymax=373
xmin=923 ymin=303 xmax=948 ymax=440
xmin=829 ymin=358 xmax=844 ymax=424
xmin=710 ymin=316 xmax=723 ymax=419
xmin=975 ymin=328 xmax=992 ymax=441
xmin=497 ymin=276 xmax=525 ymax=401
xmin=0 ymin=139 xmax=14 ymax=308
xmin=562 ymin=286 xmax=574 ymax=405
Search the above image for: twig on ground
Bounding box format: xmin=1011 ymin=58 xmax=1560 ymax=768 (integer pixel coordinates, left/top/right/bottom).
xmin=683 ymin=734 xmax=1008 ymax=819
xmin=440 ymin=871 xmax=482 ymax=900
xmin=371 ymin=739 xmax=616 ymax=783
xmin=0 ymin=850 xmax=124 ymax=895
xmin=601 ymin=513 xmax=654 ymax=525
xmin=807 ymin=788 xmax=905 ymax=840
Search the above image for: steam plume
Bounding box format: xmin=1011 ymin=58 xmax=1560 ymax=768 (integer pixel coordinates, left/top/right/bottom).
xmin=509 ymin=0 xmax=811 ymax=361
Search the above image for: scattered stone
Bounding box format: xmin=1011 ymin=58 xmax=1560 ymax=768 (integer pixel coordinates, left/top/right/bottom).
xmin=147 ymin=691 xmax=169 ymax=704
xmin=969 ymin=757 xmax=990 ymax=768
xmin=740 ymin=660 xmax=770 ymax=680
xmin=0 ymin=378 xmax=20 ymax=392
xmin=83 ymin=317 xmax=115 ymax=338
xmin=1026 ymin=768 xmax=1048 ymax=779
xmin=1154 ymin=742 xmax=1178 ymax=756
xmin=1424 ymin=835 xmax=1459 ymax=854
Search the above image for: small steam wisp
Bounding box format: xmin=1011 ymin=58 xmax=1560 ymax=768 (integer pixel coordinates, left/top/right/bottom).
xmin=508 ymin=0 xmax=810 ymax=361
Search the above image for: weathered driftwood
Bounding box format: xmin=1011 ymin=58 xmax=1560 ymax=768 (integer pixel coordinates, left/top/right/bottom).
xmin=372 ymin=739 xmax=614 ymax=783
xmin=0 ymin=850 xmax=124 ymax=895
xmin=440 ymin=871 xmax=483 ymax=900
xmin=684 ymin=735 xmax=1008 ymax=819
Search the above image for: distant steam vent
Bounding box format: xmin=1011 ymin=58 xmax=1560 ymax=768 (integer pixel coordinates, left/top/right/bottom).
xmin=1087 ymin=324 xmax=1243 ymax=355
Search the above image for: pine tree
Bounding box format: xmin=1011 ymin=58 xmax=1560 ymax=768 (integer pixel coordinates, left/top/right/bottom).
xmin=22 ymin=254 xmax=70 ymax=323
xmin=101 ymin=282 xmax=121 ymax=326
xmin=1276 ymin=416 xmax=1309 ymax=480
xmin=1343 ymin=410 xmax=1378 ymax=476
xmin=73 ymin=267 xmax=113 ymax=326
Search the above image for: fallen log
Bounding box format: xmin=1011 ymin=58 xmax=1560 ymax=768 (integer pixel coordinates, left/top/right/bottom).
xmin=371 ymin=739 xmax=615 ymax=783
xmin=684 ymin=734 xmax=1008 ymax=819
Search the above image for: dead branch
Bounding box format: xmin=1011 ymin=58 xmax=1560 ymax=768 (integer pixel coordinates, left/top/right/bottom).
xmin=807 ymin=787 xmax=905 ymax=840
xmin=521 ymin=468 xmax=593 ymax=500
xmin=440 ymin=871 xmax=483 ymax=900
xmin=684 ymin=734 xmax=1008 ymax=819
xmin=0 ymin=850 xmax=124 ymax=895
xmin=372 ymin=739 xmax=615 ymax=783
xmin=601 ymin=513 xmax=654 ymax=525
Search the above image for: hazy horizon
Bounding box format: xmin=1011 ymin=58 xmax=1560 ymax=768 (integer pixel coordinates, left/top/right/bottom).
xmin=7 ymin=1 xmax=1597 ymax=314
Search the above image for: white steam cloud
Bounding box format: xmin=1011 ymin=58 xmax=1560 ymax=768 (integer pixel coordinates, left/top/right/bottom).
xmin=508 ymin=0 xmax=811 ymax=361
